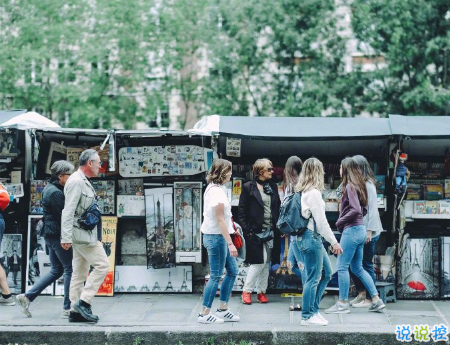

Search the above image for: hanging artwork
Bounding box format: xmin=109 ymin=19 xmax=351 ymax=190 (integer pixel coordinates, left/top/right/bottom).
xmin=173 ymin=182 xmax=202 ymax=263
xmin=26 ymin=215 xmax=58 ymax=295
xmin=66 ymin=147 xmax=84 ymax=171
xmin=145 ymin=187 xmax=175 ymax=269
xmin=30 ymin=180 xmax=47 ymax=214
xmin=441 ymin=237 xmax=450 ymax=298
xmin=114 ymin=266 xmax=192 ymax=293
xmin=45 ymin=142 xmax=67 ymax=174
xmin=0 ymin=233 xmax=22 ymax=294
xmin=397 ymin=237 xmax=439 ymax=299
xmin=96 ymin=217 xmax=118 ymax=297
xmin=117 ymin=195 xmax=145 ymax=217
xmin=118 ymin=145 xmax=213 ymax=177
xmin=91 ymin=180 xmax=115 ymax=215
xmin=0 ymin=130 xmax=20 ymax=157
xmin=118 ymin=179 xmax=144 ymax=195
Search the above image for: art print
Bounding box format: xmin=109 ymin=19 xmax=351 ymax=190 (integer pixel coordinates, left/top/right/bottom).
xmin=145 ymin=187 xmax=175 ymax=269
xmin=91 ymin=180 xmax=115 ymax=215
xmin=30 ymin=180 xmax=47 ymax=214
xmin=0 ymin=130 xmax=20 ymax=157
xmin=0 ymin=233 xmax=22 ymax=294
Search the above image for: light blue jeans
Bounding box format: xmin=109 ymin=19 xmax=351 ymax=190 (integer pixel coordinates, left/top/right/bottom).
xmin=337 ymin=225 xmax=378 ymax=301
xmin=350 ymin=234 xmax=380 ymax=296
xmin=293 ymin=231 xmax=332 ymax=320
xmin=202 ymin=234 xmax=238 ymax=309
xmin=287 ymin=236 xmax=305 ymax=284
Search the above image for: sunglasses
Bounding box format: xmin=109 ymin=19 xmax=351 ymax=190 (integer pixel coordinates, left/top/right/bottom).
xmin=266 ymin=167 xmax=274 ymax=172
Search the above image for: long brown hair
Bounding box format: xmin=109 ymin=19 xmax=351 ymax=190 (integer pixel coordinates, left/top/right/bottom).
xmin=353 ymin=155 xmax=376 ymax=185
xmin=282 ymin=156 xmax=303 ymax=193
xmin=341 ymin=157 xmax=368 ymax=206
xmin=206 ymin=159 xmax=232 ymax=185
xmin=295 ymin=157 xmax=325 ymax=192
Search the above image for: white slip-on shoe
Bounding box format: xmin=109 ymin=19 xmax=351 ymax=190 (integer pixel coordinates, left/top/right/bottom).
xmin=197 ymin=313 xmax=224 ymax=324
xmin=215 ymin=309 xmax=240 ymax=322
xmin=301 ymin=314 xmax=328 ymax=326
xmin=315 ymin=312 xmax=329 ymax=325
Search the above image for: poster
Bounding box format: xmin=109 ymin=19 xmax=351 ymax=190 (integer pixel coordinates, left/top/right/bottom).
xmin=173 ymin=182 xmax=202 ymax=263
xmin=118 ymin=179 xmax=144 ymax=195
xmin=66 ymin=147 xmax=84 ymax=171
xmin=91 ymin=180 xmax=115 ymax=215
xmin=5 ymin=183 xmax=24 ymax=198
xmin=441 ymin=237 xmax=450 ymax=298
xmin=30 ymin=180 xmax=47 ymax=214
xmin=231 ymin=178 xmax=243 ymax=205
xmin=397 ymin=237 xmax=439 ymax=299
xmin=118 ymin=145 xmax=212 ymax=177
xmin=25 ymin=216 xmax=60 ymax=295
xmin=45 ymin=142 xmax=67 ymax=174
xmin=96 ymin=217 xmax=117 ymax=296
xmin=0 ymin=130 xmax=20 ymax=157
xmin=114 ymin=266 xmax=192 ymax=293
xmin=117 ymin=195 xmax=145 ymax=217
xmin=0 ymin=233 xmax=22 ymax=294
xmin=145 ymin=187 xmax=175 ymax=269
xmin=226 ymin=137 xmax=241 ymax=157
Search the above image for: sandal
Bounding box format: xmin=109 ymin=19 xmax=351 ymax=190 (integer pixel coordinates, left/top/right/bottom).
xmin=289 ymin=304 xmax=302 ymax=311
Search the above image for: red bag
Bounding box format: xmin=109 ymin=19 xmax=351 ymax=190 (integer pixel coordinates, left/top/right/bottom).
xmin=0 ymin=183 xmax=10 ymax=212
xmin=231 ymin=219 xmax=243 ymax=249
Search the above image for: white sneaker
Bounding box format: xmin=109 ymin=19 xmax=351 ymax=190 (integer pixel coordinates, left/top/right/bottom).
xmin=315 ymin=312 xmax=329 ymax=325
xmin=0 ymin=295 xmax=15 ymax=306
xmin=349 ymin=295 xmax=365 ymax=306
xmin=300 ymin=314 xmax=328 ymax=326
xmin=215 ymin=309 xmax=240 ymax=322
xmin=16 ymin=294 xmax=32 ymax=317
xmin=61 ymin=309 xmax=70 ymax=319
xmin=197 ymin=313 xmax=224 ymax=324
xmin=352 ymin=300 xmax=372 ymax=308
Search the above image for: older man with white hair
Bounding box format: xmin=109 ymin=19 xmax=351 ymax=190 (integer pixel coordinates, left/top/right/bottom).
xmin=61 ymin=149 xmax=109 ymax=323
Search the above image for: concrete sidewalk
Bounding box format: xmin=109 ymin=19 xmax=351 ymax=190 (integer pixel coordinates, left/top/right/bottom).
xmin=0 ymin=293 xmax=449 ymax=345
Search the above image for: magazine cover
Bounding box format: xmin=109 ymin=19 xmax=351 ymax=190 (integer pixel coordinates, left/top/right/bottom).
xmin=30 ymin=180 xmax=47 ymax=214
xmin=414 ymin=201 xmax=425 ymax=214
xmin=0 ymin=233 xmax=22 ymax=294
xmin=145 ymin=187 xmax=175 ymax=269
xmin=173 ymin=182 xmax=202 ymax=263
xmin=397 ymin=237 xmax=439 ymax=299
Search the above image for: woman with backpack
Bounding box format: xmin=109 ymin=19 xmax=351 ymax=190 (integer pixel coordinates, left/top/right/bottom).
xmin=198 ymin=158 xmax=240 ymax=324
xmin=16 ymin=161 xmax=74 ymax=318
xmin=282 ymin=156 xmax=305 ymax=311
xmin=239 ymin=158 xmax=281 ymax=305
xmin=325 ymin=157 xmax=385 ymax=315
xmin=349 ymin=155 xmax=384 ymax=308
xmin=292 ymin=157 xmax=342 ymax=326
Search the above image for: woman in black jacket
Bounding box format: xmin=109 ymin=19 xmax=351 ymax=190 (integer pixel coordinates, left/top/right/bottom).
xmin=16 ymin=160 xmax=74 ymax=318
xmin=238 ymin=158 xmax=281 ymax=305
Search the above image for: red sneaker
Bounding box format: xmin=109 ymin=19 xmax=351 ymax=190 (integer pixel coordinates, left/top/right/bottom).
xmin=257 ymin=293 xmax=268 ymax=303
xmin=242 ymin=292 xmax=252 ymax=305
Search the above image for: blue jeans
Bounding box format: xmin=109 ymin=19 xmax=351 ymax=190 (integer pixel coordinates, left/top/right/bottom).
xmin=287 ymin=236 xmax=305 ymax=284
xmin=293 ymin=231 xmax=332 ymax=320
xmin=337 ymin=225 xmax=378 ymax=301
xmin=350 ymin=234 xmax=379 ymax=296
xmin=25 ymin=236 xmax=73 ymax=310
xmin=202 ymin=234 xmax=238 ymax=309
xmin=0 ymin=213 xmax=4 ymax=249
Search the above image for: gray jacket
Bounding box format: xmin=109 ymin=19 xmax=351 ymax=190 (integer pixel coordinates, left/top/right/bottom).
xmin=61 ymin=169 xmax=97 ymax=245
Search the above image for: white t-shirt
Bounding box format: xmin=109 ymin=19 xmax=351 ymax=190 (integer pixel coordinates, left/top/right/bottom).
xmin=200 ymin=184 xmax=234 ymax=235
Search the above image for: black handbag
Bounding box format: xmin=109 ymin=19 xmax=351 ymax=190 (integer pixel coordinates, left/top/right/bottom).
xmin=78 ymin=200 xmax=102 ymax=231
xmin=255 ymin=229 xmax=274 ymax=244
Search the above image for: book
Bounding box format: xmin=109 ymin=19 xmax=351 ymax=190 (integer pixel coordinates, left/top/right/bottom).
xmin=425 ymin=201 xmax=438 ymax=214
xmin=423 ymin=183 xmax=444 ymax=201
xmin=445 ymin=179 xmax=450 ymax=199
xmin=439 ymin=200 xmax=450 ymax=215
xmin=414 ymin=201 xmax=425 ymax=214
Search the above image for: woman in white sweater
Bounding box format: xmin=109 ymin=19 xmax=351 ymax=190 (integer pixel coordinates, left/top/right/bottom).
xmin=293 ymin=158 xmax=343 ymax=326
xmin=349 ymin=155 xmax=384 ymax=308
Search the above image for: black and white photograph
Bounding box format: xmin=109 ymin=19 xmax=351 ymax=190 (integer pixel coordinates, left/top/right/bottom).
xmin=397 ymin=237 xmax=439 ymax=299
xmin=145 ymin=187 xmax=175 ymax=269
xmin=0 ymin=130 xmax=20 ymax=157
xmin=0 ymin=233 xmax=23 ymax=294
xmin=441 ymin=237 xmax=450 ymax=298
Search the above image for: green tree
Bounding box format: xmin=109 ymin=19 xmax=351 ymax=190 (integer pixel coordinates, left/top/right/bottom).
xmin=351 ymin=0 xmax=450 ymax=115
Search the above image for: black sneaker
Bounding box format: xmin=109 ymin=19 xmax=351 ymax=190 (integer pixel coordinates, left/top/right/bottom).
xmin=73 ymin=300 xmax=99 ymax=322
xmin=68 ymin=311 xmax=97 ymax=324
